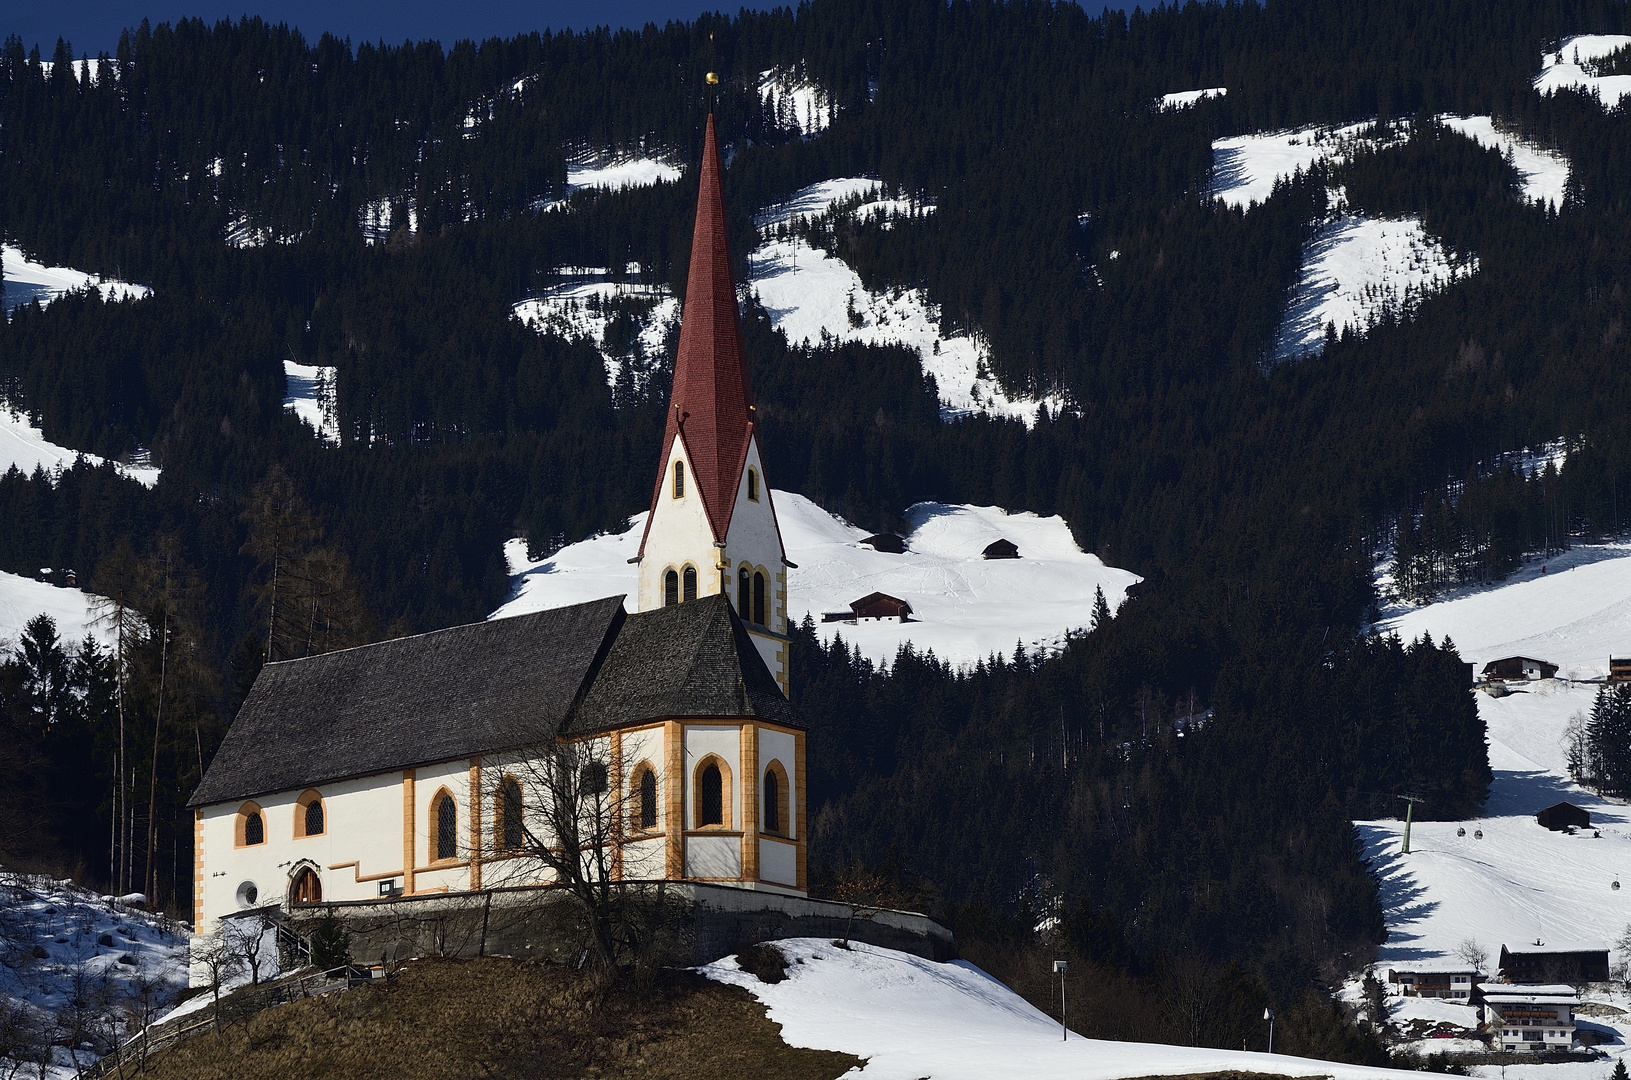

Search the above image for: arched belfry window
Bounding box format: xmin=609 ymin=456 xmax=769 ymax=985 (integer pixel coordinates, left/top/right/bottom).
xmin=752 ymin=572 xmax=767 ymax=626
xmin=700 ymin=764 xmax=723 ymax=826
xmin=432 ymin=791 xmax=457 ymax=862
xmin=682 ymin=566 xmax=698 ymax=602
xmin=673 ymin=459 xmax=685 ymax=499
xmin=636 ymin=765 xmax=658 ymax=831
xmin=747 ymin=468 xmax=759 ymax=501
xmin=665 ymin=569 xmax=679 ymax=607
xmin=738 ymin=567 xmax=750 ymax=613
xmin=764 ymin=768 xmax=780 ymax=834
xmin=498 ymin=777 xmax=524 ymax=851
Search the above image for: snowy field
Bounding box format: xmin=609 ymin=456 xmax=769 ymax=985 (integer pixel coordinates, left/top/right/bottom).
xmin=0 ymin=570 xmax=105 ymax=652
xmin=1359 ymin=543 xmax=1631 ymax=1001
xmin=1 ymin=405 xmax=162 ymax=487
xmin=1160 ymin=87 xmax=1226 ymax=110
xmin=1273 ymin=214 xmax=1475 ymax=361
xmin=3 ymin=243 xmax=151 ymax=315
xmin=704 ymin=937 xmax=1428 ymax=1080
xmin=490 ymin=489 xmax=1138 ymax=667
xmin=282 ymin=359 xmax=340 ymax=445
xmin=1439 ymin=115 xmax=1570 ymax=209
xmin=512 ymin=275 xmax=678 ymax=390
xmin=1211 ymin=121 xmax=1390 ymax=211
xmin=0 ymin=872 xmax=190 ymax=1080
xmin=750 ymin=179 xmax=1064 ymax=424
xmin=1535 ymin=35 xmax=1631 ymax=110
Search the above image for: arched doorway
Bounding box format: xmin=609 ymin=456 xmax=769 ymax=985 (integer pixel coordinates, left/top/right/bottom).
xmin=290 ymin=866 xmax=322 ymax=904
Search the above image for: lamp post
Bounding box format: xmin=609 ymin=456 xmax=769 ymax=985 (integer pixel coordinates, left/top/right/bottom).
xmin=1054 ymin=960 xmax=1068 ymax=1042
xmin=1264 ymin=1007 xmax=1275 ymax=1053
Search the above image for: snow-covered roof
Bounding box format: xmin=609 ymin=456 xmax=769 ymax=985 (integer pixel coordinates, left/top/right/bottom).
xmin=1479 ymin=984 xmax=1579 ymax=1004
xmin=1387 ymin=963 xmax=1479 ymax=975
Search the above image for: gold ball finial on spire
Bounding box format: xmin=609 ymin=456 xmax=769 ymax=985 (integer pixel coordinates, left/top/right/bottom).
xmin=706 ymin=72 xmax=719 ymax=85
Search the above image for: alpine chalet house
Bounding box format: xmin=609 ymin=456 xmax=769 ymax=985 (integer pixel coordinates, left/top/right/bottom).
xmin=187 ymin=115 xmax=806 ymax=970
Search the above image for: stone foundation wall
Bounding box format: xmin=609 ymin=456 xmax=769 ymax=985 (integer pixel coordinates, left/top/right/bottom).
xmin=286 ymin=882 xmax=955 ymax=968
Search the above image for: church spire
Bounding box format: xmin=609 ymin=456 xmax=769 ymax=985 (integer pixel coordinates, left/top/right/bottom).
xmin=640 ymin=112 xmax=755 ymax=549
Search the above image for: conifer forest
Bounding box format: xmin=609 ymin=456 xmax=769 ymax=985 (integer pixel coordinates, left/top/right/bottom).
xmin=10 ymin=0 xmax=1631 ymax=1048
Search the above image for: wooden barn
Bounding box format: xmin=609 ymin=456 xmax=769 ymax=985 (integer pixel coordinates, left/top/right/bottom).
xmin=1536 ymin=801 xmax=1591 ymax=831
xmin=860 ymin=533 xmax=907 ymax=554
xmin=1610 ymin=657 xmax=1631 ymax=684
xmin=1482 ymin=656 xmax=1559 ymax=682
xmin=982 ymin=538 xmax=1020 ymax=560
xmin=822 ymin=592 xmax=914 ymax=623
xmin=1498 ymin=943 xmax=1609 ymax=985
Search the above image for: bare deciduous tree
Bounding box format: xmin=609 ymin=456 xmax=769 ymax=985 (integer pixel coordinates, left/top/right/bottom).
xmin=1455 ymin=937 xmax=1490 ymax=975
xmin=482 ymin=738 xmax=642 ymax=970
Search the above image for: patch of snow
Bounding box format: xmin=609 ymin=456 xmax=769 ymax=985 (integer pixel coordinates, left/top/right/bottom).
xmin=1211 ymin=121 xmax=1398 ymax=211
xmin=0 ymin=870 xmax=190 ymax=1080
xmin=282 ymin=361 xmax=339 ymax=445
xmin=1273 ymin=213 xmax=1475 ymax=361
xmin=3 ymin=244 xmax=151 ymax=316
xmin=0 ymin=570 xmax=107 ymax=651
xmin=1159 ymin=87 xmax=1226 ymax=110
xmin=752 ymin=181 xmax=1058 ymax=425
xmin=35 ymin=58 xmax=117 ymax=83
xmin=0 ymin=403 xmax=162 ymax=487
xmin=700 ymin=937 xmax=1430 ymax=1080
xmin=512 ymin=272 xmax=678 ymax=393
xmin=532 ymin=155 xmax=685 ymax=213
xmin=358 ymin=197 xmax=418 ymax=245
xmin=1535 ymin=35 xmax=1631 ymax=110
xmin=1439 ymin=115 xmax=1570 ymax=209
xmin=491 ymin=490 xmax=1138 ymax=668
xmin=1358 ymin=542 xmax=1631 ymax=990
xmin=759 ymin=67 xmax=835 ymax=137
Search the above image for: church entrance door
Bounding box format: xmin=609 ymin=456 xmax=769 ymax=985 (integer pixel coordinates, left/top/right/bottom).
xmin=291 ymin=867 xmax=322 ymax=904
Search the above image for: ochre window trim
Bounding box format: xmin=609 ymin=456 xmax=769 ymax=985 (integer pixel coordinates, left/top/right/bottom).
xmin=632 ymin=760 xmax=659 ymax=832
xmin=693 ymin=755 xmax=733 ymax=830
xmin=294 ymin=789 xmax=326 ymax=839
xmin=430 ymin=788 xmax=458 ymax=863
xmin=664 ymin=568 xmax=679 ymax=606
xmin=762 ymin=759 xmax=790 ymax=836
xmin=235 ymin=802 xmax=265 ymax=847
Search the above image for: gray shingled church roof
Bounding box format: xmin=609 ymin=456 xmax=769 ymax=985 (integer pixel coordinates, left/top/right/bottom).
xmin=190 ymin=592 xmax=800 ymax=807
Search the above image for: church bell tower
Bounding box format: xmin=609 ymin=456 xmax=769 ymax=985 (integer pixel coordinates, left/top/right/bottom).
xmin=634 ymin=113 xmax=791 ymax=695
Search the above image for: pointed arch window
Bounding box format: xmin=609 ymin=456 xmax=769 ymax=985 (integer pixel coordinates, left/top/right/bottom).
xmin=665 ymin=569 xmax=679 ymax=607
xmin=763 ymin=761 xmax=790 ymax=836
xmin=683 ymin=566 xmax=698 ymax=602
xmin=634 ymin=763 xmax=658 ymax=831
xmin=747 ymin=468 xmax=759 ymax=501
xmin=753 ymin=572 xmax=767 ymax=626
xmin=295 ymin=790 xmax=325 ymax=838
xmin=432 ymin=791 xmax=457 ymax=862
xmin=738 ymin=567 xmax=750 ymax=614
xmin=236 ymin=802 xmax=265 ymax=847
xmin=700 ymin=764 xmax=723 ymax=826
xmin=673 ymin=459 xmax=685 ymax=499
xmin=497 ymin=776 xmax=524 ymax=852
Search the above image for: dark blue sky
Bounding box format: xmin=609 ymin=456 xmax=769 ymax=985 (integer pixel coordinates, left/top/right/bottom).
xmin=6 ymin=2 xmax=1116 ymax=58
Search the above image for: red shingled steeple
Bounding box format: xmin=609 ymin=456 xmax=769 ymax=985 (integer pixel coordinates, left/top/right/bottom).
xmin=640 ymin=113 xmax=756 ymax=549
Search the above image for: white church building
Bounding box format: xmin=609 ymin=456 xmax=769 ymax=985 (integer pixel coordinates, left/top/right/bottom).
xmin=187 ymin=113 xmax=806 ymax=968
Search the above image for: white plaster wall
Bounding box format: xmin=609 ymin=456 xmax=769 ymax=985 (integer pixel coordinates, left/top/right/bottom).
xmin=724 ymin=437 xmax=787 ymax=632
xmin=198 ymin=770 xmax=409 ymax=931
xmin=637 ymin=437 xmax=721 ymax=611
xmin=684 ymin=725 xmax=741 ymax=830
xmin=759 ymin=728 xmax=796 ymax=840
xmin=760 ymin=836 xmax=798 ymax=887
xmin=624 ymin=837 xmax=666 ymax=878
xmin=413 ymin=759 xmax=474 ymax=893
xmin=687 ymin=834 xmax=743 ymax=878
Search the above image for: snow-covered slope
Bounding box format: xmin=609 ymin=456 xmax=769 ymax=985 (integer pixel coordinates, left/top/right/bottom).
xmin=282 ymin=360 xmax=340 ymax=445
xmin=751 ymin=180 xmax=1064 ymax=424
xmin=512 ymin=274 xmax=678 ymax=391
xmin=0 ymin=570 xmax=105 ymax=651
xmin=3 ymin=243 xmax=151 ymax=315
xmin=490 ymin=489 xmax=1138 ymax=667
xmin=1363 ymin=543 xmax=1631 ymax=975
xmin=759 ymin=68 xmax=834 ymax=137
xmin=1274 ymin=213 xmax=1475 ymax=361
xmin=703 ymin=937 xmax=1424 ymax=1080
xmin=1438 ymin=115 xmax=1570 ymax=209
xmin=1211 ymin=121 xmax=1389 ymax=210
xmin=1160 ymin=87 xmax=1226 ymax=110
xmin=0 ymin=871 xmax=189 ymax=1080
xmin=1535 ymin=35 xmax=1631 ymax=109
xmin=1 ymin=405 xmax=162 ymax=487
xmin=566 ymin=156 xmax=682 ymax=193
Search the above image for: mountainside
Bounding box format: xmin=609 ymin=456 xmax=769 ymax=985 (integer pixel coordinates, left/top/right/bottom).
xmin=9 ymin=0 xmax=1631 ymax=1064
